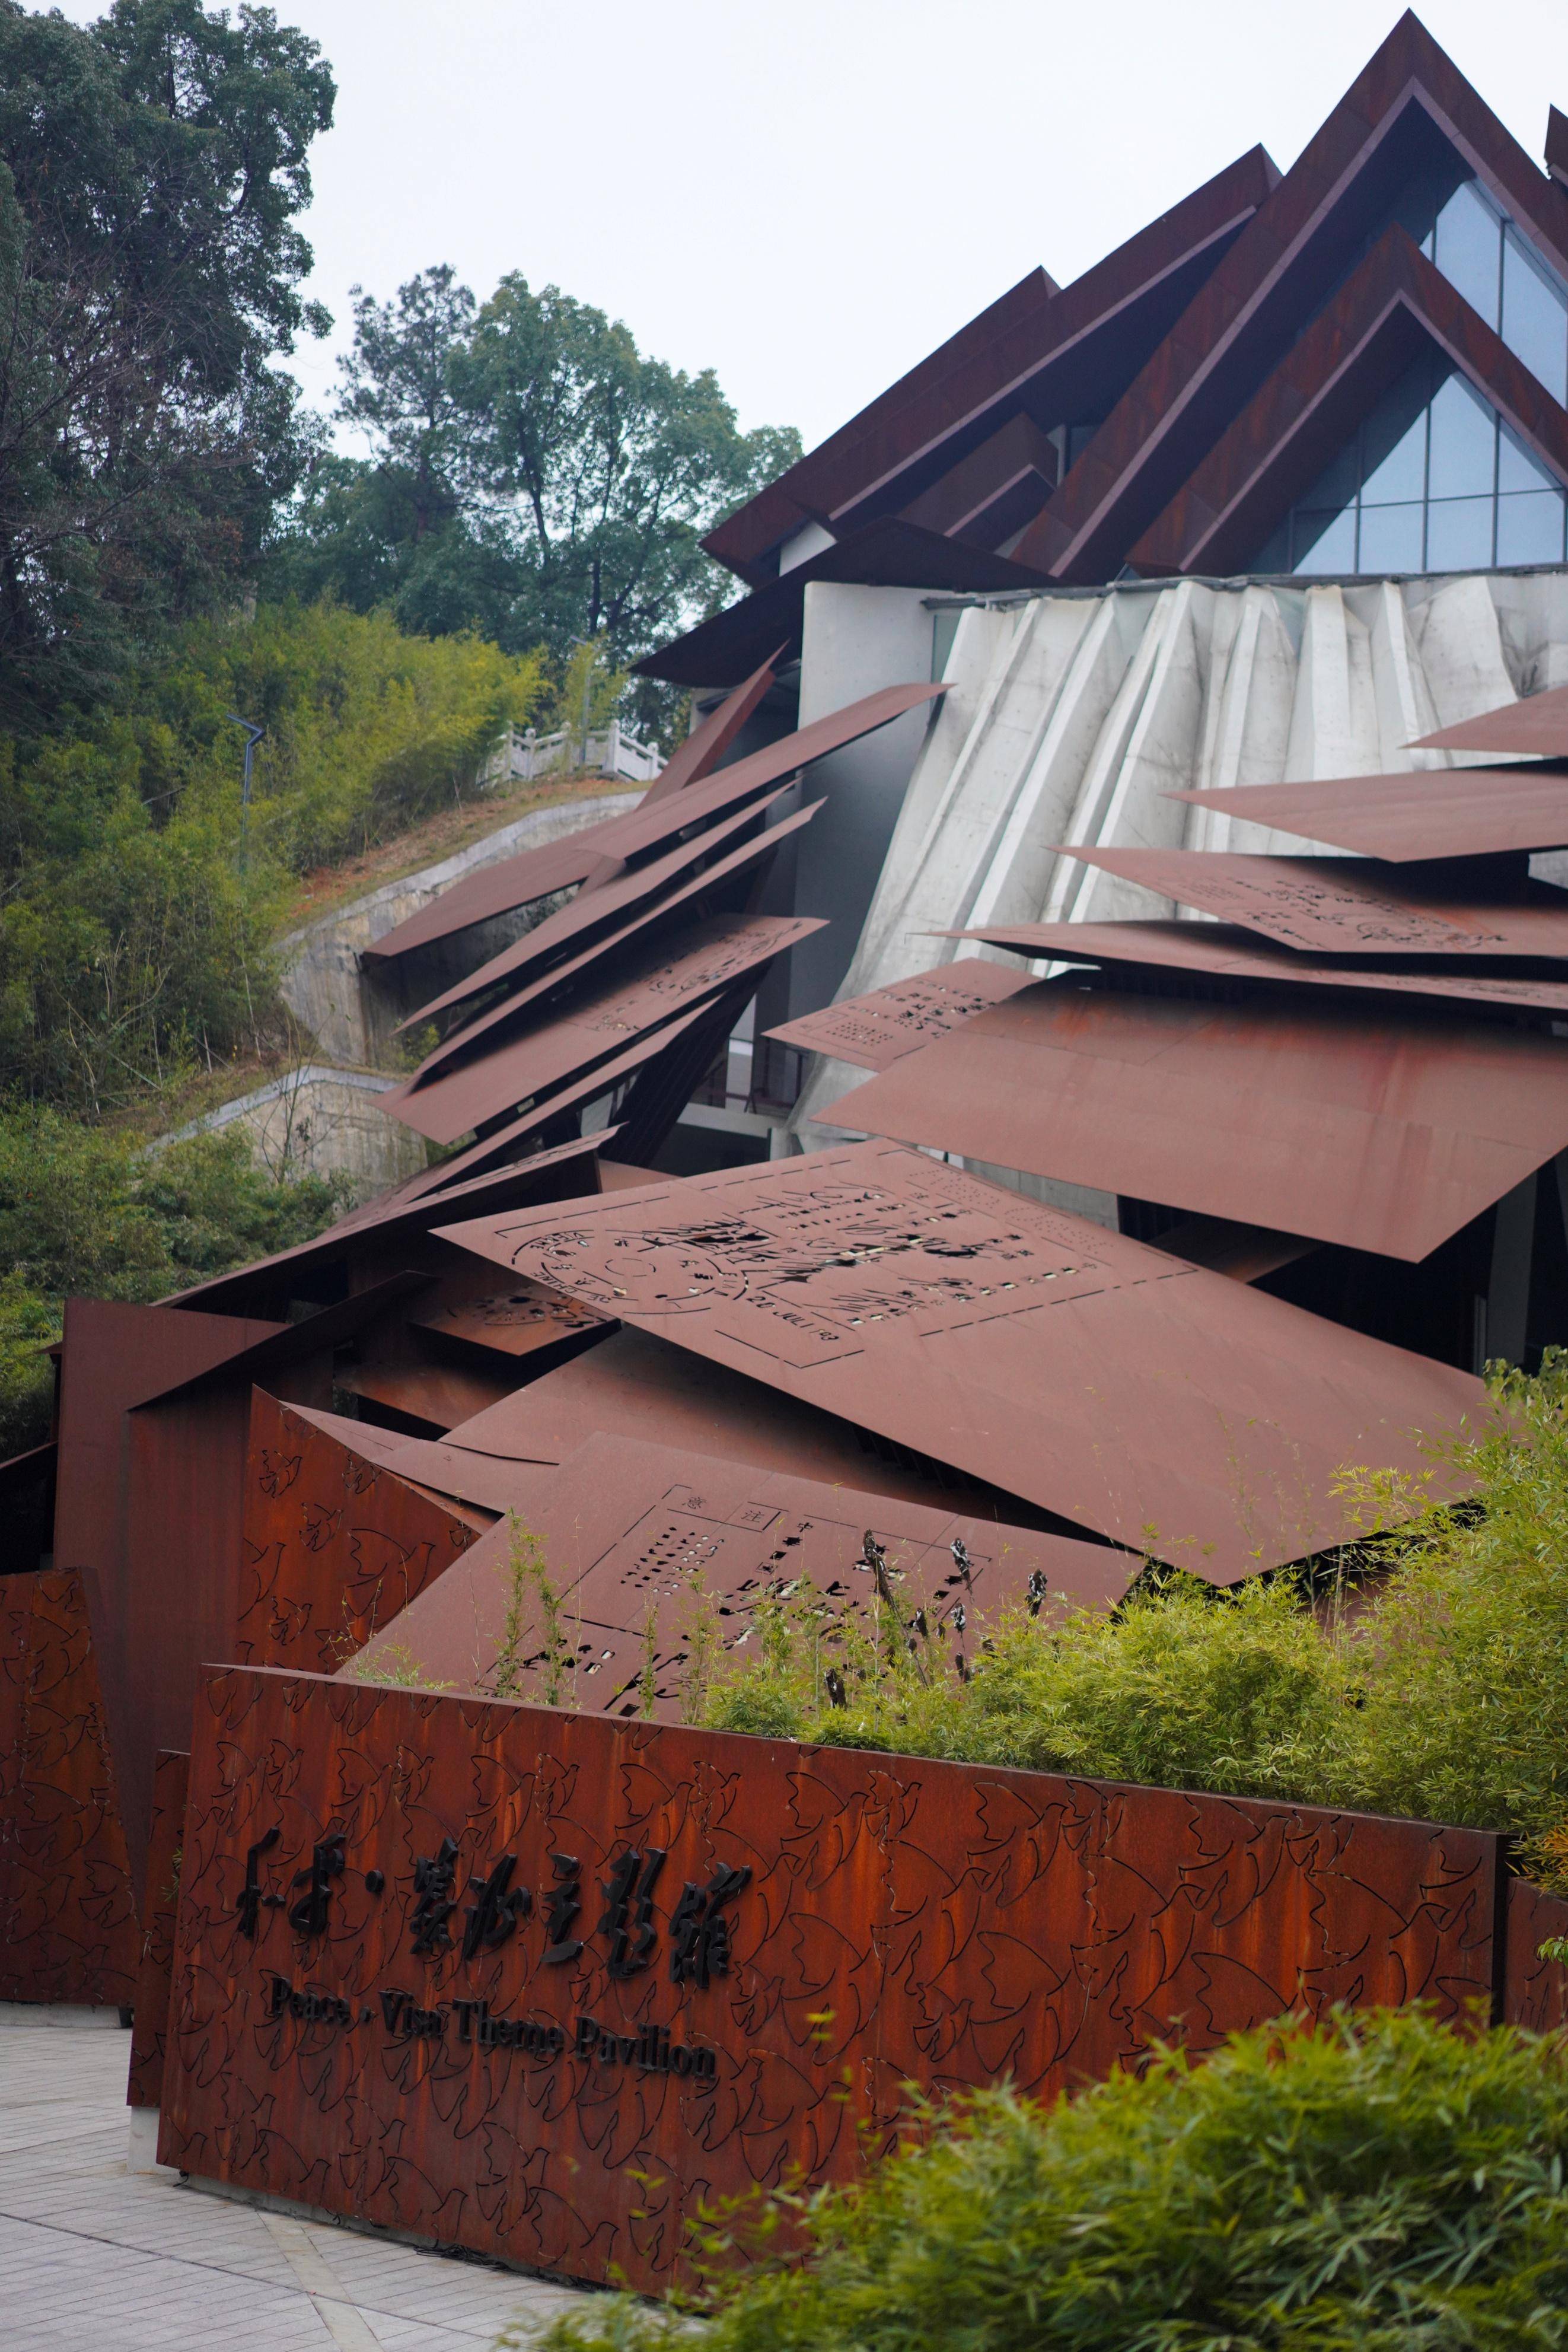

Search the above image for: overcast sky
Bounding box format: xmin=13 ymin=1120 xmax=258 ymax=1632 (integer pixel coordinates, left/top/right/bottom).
xmin=56 ymin=1 xmax=1568 ymax=451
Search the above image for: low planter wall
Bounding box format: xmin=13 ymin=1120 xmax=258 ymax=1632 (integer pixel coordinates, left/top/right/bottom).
xmin=160 ymin=1664 xmax=1512 ymax=2291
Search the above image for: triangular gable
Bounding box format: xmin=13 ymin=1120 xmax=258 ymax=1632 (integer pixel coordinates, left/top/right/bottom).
xmin=702 ymin=147 xmax=1277 ymax=585
xmin=1133 ymin=222 xmax=1568 ymax=575
xmin=1014 ymin=12 xmax=1568 ymax=583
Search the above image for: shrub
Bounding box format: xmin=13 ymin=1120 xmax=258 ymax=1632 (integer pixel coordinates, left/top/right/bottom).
xmin=536 ymin=2007 xmax=1568 ymax=2352
xmin=699 ymin=1356 xmax=1568 ymax=1884
xmin=0 ymin=1106 xmax=349 ymax=1456
xmin=706 ymin=1571 xmax=1347 ymax=1799
xmin=1330 ymin=1364 xmax=1568 ymax=1872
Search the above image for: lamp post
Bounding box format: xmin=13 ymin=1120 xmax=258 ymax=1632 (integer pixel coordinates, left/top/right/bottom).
xmin=227 ymin=712 xmax=265 ymax=871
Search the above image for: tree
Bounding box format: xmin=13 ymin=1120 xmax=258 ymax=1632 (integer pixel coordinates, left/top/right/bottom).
xmin=273 ymin=265 xmax=801 ymax=731
xmin=0 ymin=0 xmax=336 ymax=730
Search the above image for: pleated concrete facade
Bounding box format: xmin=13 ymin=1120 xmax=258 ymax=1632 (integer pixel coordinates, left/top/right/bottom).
xmin=790 ymin=568 xmax=1568 ymax=1172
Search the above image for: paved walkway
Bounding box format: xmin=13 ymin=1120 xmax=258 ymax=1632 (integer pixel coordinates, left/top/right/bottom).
xmin=0 ymin=2005 xmax=593 ymax=2351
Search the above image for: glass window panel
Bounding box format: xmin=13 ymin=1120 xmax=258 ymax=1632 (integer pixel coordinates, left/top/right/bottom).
xmin=1251 ymin=515 xmax=1292 ymax=573
xmin=1496 ymin=488 xmax=1567 ymax=566
xmin=1292 ymin=506 xmax=1357 ymax=575
xmin=1360 ymin=409 xmax=1427 ymax=505
xmin=1425 ymin=495 xmax=1494 ymax=570
xmin=1501 ymin=227 xmax=1568 ymax=406
xmin=1433 ymin=179 xmax=1502 ymax=326
xmin=1427 ymin=373 xmax=1496 ymax=499
xmin=1296 ymin=435 xmax=1360 ymax=514
xmin=1390 ymin=160 xmax=1465 ymax=257
xmin=1498 ymin=420 xmax=1557 ymax=495
xmin=1356 ymin=501 xmax=1425 ymax=572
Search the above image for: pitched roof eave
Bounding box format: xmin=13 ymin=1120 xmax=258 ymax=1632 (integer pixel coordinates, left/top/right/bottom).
xmin=1131 ymin=223 xmax=1568 ymax=577
xmin=1012 ymin=11 xmax=1568 ymax=585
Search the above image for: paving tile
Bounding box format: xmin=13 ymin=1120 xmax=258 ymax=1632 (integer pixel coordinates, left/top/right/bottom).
xmin=0 ymin=2013 xmax=598 ymax=2351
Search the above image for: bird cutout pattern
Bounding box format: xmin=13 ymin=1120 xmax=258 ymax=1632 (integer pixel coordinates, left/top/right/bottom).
xmin=236 ymin=1393 xmax=479 ymax=1675
xmin=0 ymin=1568 xmax=140 ymax=2006
xmin=128 ymin=1749 xmax=190 ymax=2106
xmin=160 ymin=1667 xmax=1499 ymax=2293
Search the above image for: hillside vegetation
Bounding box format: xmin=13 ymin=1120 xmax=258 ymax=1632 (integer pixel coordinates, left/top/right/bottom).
xmin=1 ymin=597 xmax=544 ymax=1117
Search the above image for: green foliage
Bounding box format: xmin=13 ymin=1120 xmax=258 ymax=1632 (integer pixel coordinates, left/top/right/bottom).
xmin=546 ymin=634 xmax=629 ymax=755
xmin=700 ymin=1357 xmax=1568 ymax=1885
xmin=0 ymin=599 xmax=544 ymax=1109
xmin=536 ymin=2009 xmax=1568 ymax=2352
xmin=1327 ymin=1361 xmax=1568 ymax=1872
xmin=272 ymin=263 xmax=801 ymax=736
xmin=491 ymin=1513 xmax=575 ymax=1707
xmin=0 ymin=0 xmax=335 ymax=725
xmin=0 ymin=1104 xmax=349 ymax=1455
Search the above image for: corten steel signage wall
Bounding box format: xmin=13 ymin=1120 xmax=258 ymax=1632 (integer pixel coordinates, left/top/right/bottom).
xmin=162 ymin=1667 xmax=1500 ymax=2291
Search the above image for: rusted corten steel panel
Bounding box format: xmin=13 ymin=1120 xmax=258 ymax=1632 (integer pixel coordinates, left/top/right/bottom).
xmin=821 ymin=985 xmax=1568 ymax=1262
xmin=349 ymin=1431 xmax=1137 ymax=1718
xmin=1133 ymin=225 xmax=1568 ymax=577
xmin=1168 ymin=769 xmax=1568 ymax=864
xmin=54 ymin=1298 xmax=283 ymax=1615
xmin=704 ymin=148 xmax=1276 ymax=582
xmin=409 ymin=1277 xmax=606 ymax=1366
xmin=361 ymin=828 xmax=617 ymax=968
xmin=364 ymin=653 xmax=787 ymax=967
xmin=1055 ymin=846 xmax=1568 ymax=957
xmin=386 ymin=1001 xmax=721 ymax=1183
xmin=1410 ymin=680 xmax=1568 ymax=759
xmin=441 ymin=1325 xmax=1057 ymax=1523
xmin=943 ymin=920 xmax=1568 ymax=1016
xmin=1012 ymin=15 xmax=1568 ymax=581
xmin=569 ymin=685 xmax=943 ymax=876
xmin=765 ymin=959 xmax=1030 ymax=1073
xmin=391 ymin=916 xmax=823 ymax=1146
xmin=635 ymin=648 xmax=785 ymax=810
xmin=127 ymin=1751 xmax=190 ymax=2108
xmin=412 ymin=913 xmax=823 ymax=1090
xmin=406 ymin=790 xmax=821 ymax=1033
xmin=168 ymin=1133 xmax=610 ymax=1314
xmin=0 ymin=1569 xmax=139 ymax=2007
xmin=237 ymin=1393 xmax=483 ymax=1680
xmin=333 ymin=1358 xmax=515 ymax=1435
xmin=289 ymin=1406 xmax=562 ymax=1515
xmin=1503 ymin=1879 xmax=1568 ymax=2030
xmin=365 ymin=663 xmax=889 ymax=965
xmin=434 ymin=1141 xmax=1484 ymax=1580
xmin=160 ymin=1670 xmax=1500 ymax=2290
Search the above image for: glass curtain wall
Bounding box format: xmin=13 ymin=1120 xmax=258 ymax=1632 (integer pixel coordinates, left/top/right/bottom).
xmin=1253 ymin=357 xmax=1568 ymax=575
xmin=1416 ymin=176 xmax=1568 ymax=407
xmin=1251 ymin=170 xmax=1568 ymax=577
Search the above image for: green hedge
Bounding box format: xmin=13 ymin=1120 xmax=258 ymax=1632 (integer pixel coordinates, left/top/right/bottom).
xmin=537 ymin=2009 xmax=1568 ymax=2352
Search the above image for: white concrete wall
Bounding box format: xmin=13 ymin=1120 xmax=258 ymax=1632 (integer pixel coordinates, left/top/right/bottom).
xmin=791 ymin=566 xmax=1568 ymax=1180
xmin=777 ymin=582 xmax=949 ymax=1020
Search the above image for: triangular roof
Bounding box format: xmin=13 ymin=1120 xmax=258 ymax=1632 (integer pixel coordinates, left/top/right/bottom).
xmin=699 ymin=145 xmax=1279 ymax=586
xmin=1132 ymin=221 xmax=1568 ymax=575
xmin=1012 ymin=11 xmax=1568 ymax=581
